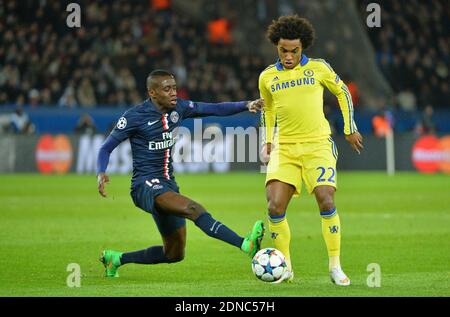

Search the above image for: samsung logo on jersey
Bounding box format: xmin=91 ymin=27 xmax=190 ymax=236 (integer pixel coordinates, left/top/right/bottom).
xmin=271 ymin=78 xmax=315 ymax=92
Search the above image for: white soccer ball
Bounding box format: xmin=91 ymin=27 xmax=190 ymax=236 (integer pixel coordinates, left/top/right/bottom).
xmin=251 ymin=248 xmax=287 ymax=282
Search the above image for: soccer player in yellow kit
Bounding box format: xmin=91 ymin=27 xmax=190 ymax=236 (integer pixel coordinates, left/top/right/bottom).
xmin=259 ymin=15 xmax=364 ymax=285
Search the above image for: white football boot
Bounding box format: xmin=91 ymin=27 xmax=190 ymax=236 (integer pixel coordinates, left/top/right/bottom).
xmin=271 ymin=270 xmax=294 ymax=284
xmin=330 ymin=267 xmax=350 ymax=286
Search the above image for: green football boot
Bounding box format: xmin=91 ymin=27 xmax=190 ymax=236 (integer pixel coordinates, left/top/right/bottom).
xmin=241 ymin=220 xmax=265 ymax=258
xmin=100 ymin=250 xmax=123 ymax=278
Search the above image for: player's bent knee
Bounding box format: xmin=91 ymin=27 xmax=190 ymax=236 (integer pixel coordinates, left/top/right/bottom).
xmin=319 ymin=201 xmax=335 ymax=213
xmin=316 ymin=196 xmax=335 ymax=212
xmin=184 ymin=201 xmax=206 ymax=220
xmin=166 ymin=252 xmax=185 ymax=263
xmin=163 ymin=242 xmax=185 ymax=263
xmin=314 ymin=187 xmax=335 ymax=212
xmin=267 ymin=199 xmax=286 ymax=216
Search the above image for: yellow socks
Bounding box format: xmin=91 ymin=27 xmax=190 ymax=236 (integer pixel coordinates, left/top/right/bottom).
xmin=268 ymin=209 xmax=342 ymax=273
xmin=320 ymin=208 xmax=341 ymax=270
xmin=268 ymin=213 xmax=292 ymax=271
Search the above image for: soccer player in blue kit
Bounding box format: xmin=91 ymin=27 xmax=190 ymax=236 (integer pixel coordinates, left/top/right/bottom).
xmin=97 ymin=70 xmax=265 ymax=277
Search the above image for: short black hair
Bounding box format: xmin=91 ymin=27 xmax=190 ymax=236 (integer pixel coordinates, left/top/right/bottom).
xmin=146 ymin=69 xmax=174 ymax=90
xmin=266 ymin=15 xmax=315 ymax=49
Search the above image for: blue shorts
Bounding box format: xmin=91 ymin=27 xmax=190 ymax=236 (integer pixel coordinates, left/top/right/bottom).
xmin=131 ymin=179 xmax=186 ymax=237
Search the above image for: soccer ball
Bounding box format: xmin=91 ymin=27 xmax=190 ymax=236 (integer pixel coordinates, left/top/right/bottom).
xmin=252 ymin=248 xmax=287 ymax=282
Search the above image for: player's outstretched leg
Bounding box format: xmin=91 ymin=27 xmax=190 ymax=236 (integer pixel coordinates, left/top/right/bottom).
xmin=155 ymin=192 xmax=264 ymax=257
xmin=240 ymin=220 xmax=265 ymax=257
xmin=315 ymin=185 xmax=350 ymax=286
xmin=100 ymin=250 xmax=123 ymax=278
xmin=100 ymin=247 xmax=168 ymax=278
xmin=100 ymin=227 xmax=186 ymax=277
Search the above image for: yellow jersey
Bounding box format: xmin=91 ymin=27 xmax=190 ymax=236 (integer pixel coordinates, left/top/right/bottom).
xmin=259 ymin=54 xmax=358 ymax=143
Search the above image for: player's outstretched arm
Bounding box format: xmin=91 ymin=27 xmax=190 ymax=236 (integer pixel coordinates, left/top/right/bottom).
xmin=184 ymin=99 xmax=263 ymax=118
xmin=96 ymin=135 xmax=121 ymax=197
xmin=246 ymin=99 xmax=264 ymax=113
xmin=345 ymin=131 xmax=364 ymax=154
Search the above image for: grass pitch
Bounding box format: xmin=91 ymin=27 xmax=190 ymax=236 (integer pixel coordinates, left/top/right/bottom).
xmin=0 ymin=172 xmax=449 ymax=296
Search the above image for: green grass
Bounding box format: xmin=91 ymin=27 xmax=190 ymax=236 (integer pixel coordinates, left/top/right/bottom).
xmin=0 ymin=172 xmax=449 ymax=296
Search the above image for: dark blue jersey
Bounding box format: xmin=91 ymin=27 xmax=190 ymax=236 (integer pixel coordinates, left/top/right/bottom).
xmin=99 ymin=98 xmax=247 ymax=188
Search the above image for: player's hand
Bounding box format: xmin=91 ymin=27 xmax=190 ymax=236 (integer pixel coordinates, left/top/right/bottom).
xmin=247 ymin=99 xmax=264 ymax=113
xmin=97 ymin=173 xmax=110 ymax=198
xmin=260 ymin=143 xmax=272 ymax=164
xmin=345 ymin=131 xmax=364 ymax=154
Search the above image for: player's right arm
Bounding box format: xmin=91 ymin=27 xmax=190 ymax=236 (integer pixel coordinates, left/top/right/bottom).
xmin=97 ymin=135 xmax=121 ymax=197
xmin=259 ymin=71 xmax=275 ymax=161
xmin=97 ymin=113 xmax=137 ymax=197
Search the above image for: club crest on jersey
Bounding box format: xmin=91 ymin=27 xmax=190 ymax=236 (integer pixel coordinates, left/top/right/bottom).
xmin=304 ymin=69 xmax=314 ymax=77
xmin=116 ymin=117 xmax=127 ymax=130
xmin=170 ymin=111 xmax=179 ymax=123
xmin=335 ymin=75 xmax=340 ymax=83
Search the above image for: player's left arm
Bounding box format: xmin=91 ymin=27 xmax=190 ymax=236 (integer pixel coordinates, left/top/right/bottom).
xmin=180 ymin=99 xmax=264 ymax=118
xmin=319 ymin=62 xmax=364 ymax=154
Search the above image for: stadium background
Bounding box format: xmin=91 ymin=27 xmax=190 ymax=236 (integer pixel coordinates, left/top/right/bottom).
xmin=0 ymin=0 xmax=449 ymax=297
xmin=0 ymin=0 xmax=449 ymax=174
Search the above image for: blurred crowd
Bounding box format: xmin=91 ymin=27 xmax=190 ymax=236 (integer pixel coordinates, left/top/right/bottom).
xmin=0 ymin=0 xmax=264 ymax=108
xmin=358 ymin=0 xmax=449 ymax=111
xmin=0 ymin=0 xmax=447 ymax=137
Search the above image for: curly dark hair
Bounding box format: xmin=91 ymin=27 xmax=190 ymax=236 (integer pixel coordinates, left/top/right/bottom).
xmin=266 ymin=15 xmax=315 ymax=49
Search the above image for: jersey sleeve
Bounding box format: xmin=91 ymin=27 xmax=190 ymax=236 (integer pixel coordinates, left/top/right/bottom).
xmin=96 ymin=135 xmax=121 ymax=175
xmin=178 ymin=99 xmax=247 ymax=119
xmin=110 ymin=111 xmax=139 ymax=142
xmin=318 ymin=60 xmax=358 ymax=135
xmin=259 ymin=73 xmax=276 ymax=144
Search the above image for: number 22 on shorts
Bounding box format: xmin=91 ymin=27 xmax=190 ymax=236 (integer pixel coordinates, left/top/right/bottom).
xmin=316 ymin=167 xmax=336 ymax=183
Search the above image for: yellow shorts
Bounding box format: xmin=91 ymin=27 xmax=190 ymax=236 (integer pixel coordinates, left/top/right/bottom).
xmin=265 ymin=137 xmax=338 ymax=195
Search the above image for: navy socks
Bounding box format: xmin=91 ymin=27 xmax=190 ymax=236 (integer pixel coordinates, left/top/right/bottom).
xmin=194 ymin=212 xmax=244 ymax=248
xmin=120 ymin=213 xmax=244 ymax=265
xmin=120 ymin=246 xmax=170 ymax=265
